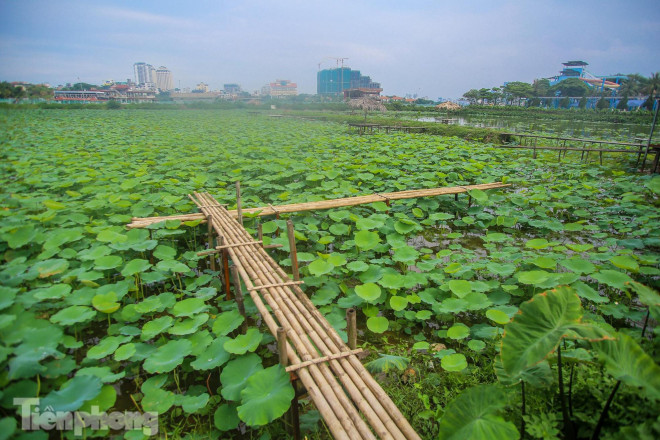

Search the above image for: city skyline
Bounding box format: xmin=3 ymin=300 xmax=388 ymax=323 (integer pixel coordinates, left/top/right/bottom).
xmin=0 ymin=0 xmax=658 ymax=99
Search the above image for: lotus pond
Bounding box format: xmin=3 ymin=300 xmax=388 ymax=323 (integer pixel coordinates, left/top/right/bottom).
xmin=0 ymin=109 xmax=659 ymax=439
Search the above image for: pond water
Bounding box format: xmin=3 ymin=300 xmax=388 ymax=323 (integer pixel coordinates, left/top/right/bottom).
xmin=416 ymin=114 xmax=655 ymax=143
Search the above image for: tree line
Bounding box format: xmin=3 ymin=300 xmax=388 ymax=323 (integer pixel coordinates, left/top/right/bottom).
xmin=463 ymin=72 xmax=659 ymax=110
xmin=0 ymin=81 xmax=53 ymax=100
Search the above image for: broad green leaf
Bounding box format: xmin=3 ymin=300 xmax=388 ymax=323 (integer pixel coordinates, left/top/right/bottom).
xmin=50 ymin=306 xmax=96 ymax=325
xmin=39 ymin=375 xmax=103 ymax=413
xmin=447 ymin=323 xmax=470 ymax=340
xmin=500 ymin=286 xmax=582 ymax=376
xmin=214 ymin=403 xmax=240 ymax=431
xmin=441 ymin=353 xmax=468 ymax=372
xmin=486 ymin=309 xmax=510 ymax=325
xmin=143 ymin=339 xmax=192 ymax=373
xmin=516 ymin=270 xmax=550 ymax=285
xmin=365 ymin=354 xmax=410 ymax=373
xmin=171 ymin=297 xmax=207 ymax=317
xmin=121 ymin=259 xmax=152 ymax=277
xmin=237 ymin=365 xmax=295 ymax=426
xmin=437 ymin=385 xmax=518 ymax=440
xmin=390 ymin=296 xmax=408 ymax=311
xmin=559 ymin=257 xmax=596 ymax=274
xmin=448 ymin=280 xmax=472 ymax=298
xmin=212 ymin=310 xmax=245 ymax=336
xmin=221 ymin=353 xmax=264 ymax=401
xmin=92 ymin=291 xmax=120 ymax=314
xmin=367 ymin=316 xmax=389 ymax=333
xmin=609 ymin=255 xmax=639 ymax=272
xmin=308 ymin=258 xmax=334 ymax=276
xmin=525 ymin=238 xmax=549 ymax=249
xmin=223 ymin=328 xmax=262 ymax=355
xmin=591 ymin=270 xmax=633 ymax=290
xmin=141 ymin=316 xmax=174 ymax=340
xmin=190 ymin=337 xmax=231 ymax=370
xmin=354 ymin=230 xmax=381 ymax=250
xmin=355 ymin=283 xmax=381 ymax=302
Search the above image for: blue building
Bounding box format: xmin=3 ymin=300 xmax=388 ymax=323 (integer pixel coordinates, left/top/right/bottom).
xmin=317 ymin=68 xmax=381 ymax=96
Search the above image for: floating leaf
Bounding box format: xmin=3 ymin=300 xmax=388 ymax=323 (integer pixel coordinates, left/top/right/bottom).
xmin=367 ymin=316 xmax=389 ymax=333
xmin=355 ymin=283 xmax=381 ymax=302
xmin=237 ymin=365 xmax=295 ymax=426
xmin=212 ymin=310 xmax=245 ymax=336
xmin=308 ymin=258 xmax=334 ymax=276
xmin=143 ymin=339 xmax=192 ymax=373
xmin=447 ymin=323 xmax=470 ymax=340
xmin=441 ymin=353 xmax=468 ymax=372
xmin=366 ymin=354 xmax=410 ymax=373
xmin=221 ymin=353 xmax=264 ymax=401
xmin=223 ymin=328 xmax=262 ymax=355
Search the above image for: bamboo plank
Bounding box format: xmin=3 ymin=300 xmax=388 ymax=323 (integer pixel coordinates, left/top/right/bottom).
xmin=286 ymin=349 xmax=364 ymax=373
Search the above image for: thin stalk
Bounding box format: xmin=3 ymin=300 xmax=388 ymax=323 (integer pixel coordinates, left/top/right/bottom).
xmin=520 ymin=380 xmax=526 ymax=440
xmin=641 ymin=308 xmax=650 ymax=339
xmin=568 ymin=363 xmax=575 ymax=417
xmin=557 ymin=345 xmax=575 ymax=440
xmin=590 ymin=380 xmax=621 ymax=440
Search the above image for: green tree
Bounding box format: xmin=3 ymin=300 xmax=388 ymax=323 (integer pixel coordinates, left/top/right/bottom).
xmin=549 ymin=78 xmax=590 ymax=97
xmin=596 ymin=96 xmax=610 ymax=110
xmin=0 ymin=81 xmax=25 ymax=99
xmin=462 ymin=89 xmax=480 ymax=104
xmin=616 ymin=95 xmax=629 ymax=110
xmin=502 ymin=81 xmax=533 ymax=106
xmin=532 ymin=78 xmax=550 ymax=97
xmin=642 ymin=72 xmax=659 ymax=110
xmin=27 ymin=84 xmax=52 ymax=99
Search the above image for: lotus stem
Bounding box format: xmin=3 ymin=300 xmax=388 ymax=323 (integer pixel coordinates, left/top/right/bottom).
xmin=641 ymin=308 xmax=650 ymax=339
xmin=520 ymin=380 xmax=526 ymax=440
xmin=591 ymin=380 xmax=621 ymax=440
xmin=568 ymin=363 xmax=575 ymax=417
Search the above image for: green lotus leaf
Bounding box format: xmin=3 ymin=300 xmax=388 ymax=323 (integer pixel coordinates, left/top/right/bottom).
xmin=486 ymin=309 xmax=511 ymax=325
xmin=609 ymin=255 xmax=639 ymax=272
xmin=366 ymin=316 xmax=389 ymax=333
xmin=93 ymin=255 xmax=123 ymax=270
xmin=437 ymin=384 xmax=518 ymax=440
xmin=6 ymin=225 xmax=37 ymax=249
xmin=97 ymin=229 xmax=128 ymax=244
xmin=156 ymin=259 xmax=191 ymax=274
xmin=153 ymin=245 xmax=177 ymax=260
xmin=212 ymin=309 xmax=245 ymax=336
xmin=86 ymin=336 xmax=124 ymax=360
xmin=120 ymin=259 xmax=152 ymax=277
xmin=50 ymin=305 xmax=96 ymax=326
xmin=415 ymin=310 xmax=432 ymax=320
xmin=190 ymin=337 xmax=231 ymax=370
xmin=220 ymin=353 xmax=264 ymax=401
xmin=355 ymin=217 xmax=383 ymax=230
xmin=591 ymin=270 xmax=633 ymax=290
xmin=394 ymin=219 xmax=419 ymax=235
xmin=379 ymin=272 xmax=405 ymax=289
xmin=33 ymin=284 xmax=72 ymax=300
xmin=180 ymin=393 xmax=209 ymax=413
xmin=355 ymin=283 xmax=381 ymax=302
xmin=214 ymin=403 xmax=241 ymax=431
xmin=566 ymin=243 xmax=593 ymax=252
xmin=307 ymin=258 xmax=334 ymax=276
xmin=143 ymin=339 xmax=193 ymax=373
xmin=486 ymin=262 xmax=516 ymax=277
xmin=448 ymin=279 xmax=472 ymax=298
xmin=467 ymin=340 xmax=486 ymax=352
xmin=33 ymin=259 xmax=69 ymax=278
xmin=390 ymin=296 xmax=408 ymax=311
xmin=559 ymin=257 xmax=596 ymax=274
xmin=354 ymin=230 xmax=381 ymax=250
xmin=413 ymin=341 xmax=430 ymax=350
xmin=223 ymin=328 xmax=263 ymax=355
xmin=346 ymin=261 xmax=369 ymax=272
xmin=114 ymin=343 xmax=136 ymax=361
xmin=483 ymin=233 xmax=509 ymax=243
xmin=516 ymin=270 xmax=550 ymax=285
xmin=329 ymin=223 xmax=350 ymax=235
xmin=168 ymin=314 xmax=209 ymax=335
xmin=447 ymin=323 xmax=470 ymax=339
xmin=500 ymin=286 xmax=582 ymax=376
xmin=141 ymin=316 xmax=174 ymax=340
xmin=392 ymin=246 xmax=420 ymax=263
xmin=531 ymin=256 xmax=556 ymax=270
xmin=79 ymin=384 xmax=117 ymax=413
xmin=92 ymin=291 xmax=120 ymax=314
xmin=468 ymin=189 xmax=488 ymax=203
xmin=525 ymin=238 xmax=549 ymax=249
xmin=142 ymin=388 xmax=176 ymax=413
xmin=571 ymin=281 xmax=609 ymax=303
xmin=237 ymin=365 xmax=295 ymax=426
xmin=438 ymin=298 xmax=469 ymax=314
xmin=171 ymin=297 xmax=207 ymax=317
xmin=38 ymin=375 xmax=103 ymax=413
xmin=441 ymin=353 xmax=468 ymax=372
xmin=327 ymin=253 xmax=347 ymax=266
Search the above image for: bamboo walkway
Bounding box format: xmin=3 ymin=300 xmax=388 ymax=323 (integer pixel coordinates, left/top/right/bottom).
xmin=188 ymin=192 xmax=421 ymax=440
xmin=128 ymin=182 xmax=509 ymax=229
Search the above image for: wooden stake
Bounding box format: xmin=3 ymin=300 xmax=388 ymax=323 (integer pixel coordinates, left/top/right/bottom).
xmin=278 ymin=327 xmax=288 ymax=366
xmin=236 ymin=181 xmax=243 ymax=226
xmin=206 ymin=215 xmax=216 ymax=271
xmin=287 ymin=219 xmax=300 ymax=281
xmin=347 ymin=308 xmax=357 ymax=350
xmin=230 ymin=265 xmax=248 ymax=333
xmin=257 ymin=221 xmax=263 ymax=241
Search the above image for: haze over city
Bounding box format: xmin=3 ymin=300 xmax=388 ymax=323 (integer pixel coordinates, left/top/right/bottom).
xmin=1 ymin=0 xmax=659 ymax=99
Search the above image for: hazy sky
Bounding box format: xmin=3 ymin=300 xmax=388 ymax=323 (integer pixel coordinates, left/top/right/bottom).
xmin=1 ymin=0 xmax=658 ymax=99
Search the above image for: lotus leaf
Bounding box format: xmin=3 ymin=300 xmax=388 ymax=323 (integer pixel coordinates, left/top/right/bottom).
xmin=237 ymin=365 xmax=295 ymax=426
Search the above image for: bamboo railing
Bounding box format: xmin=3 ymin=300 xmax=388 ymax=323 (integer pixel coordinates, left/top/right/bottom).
xmin=128 ymin=182 xmax=509 ymax=229
xmin=189 ymin=192 xmax=421 ymax=440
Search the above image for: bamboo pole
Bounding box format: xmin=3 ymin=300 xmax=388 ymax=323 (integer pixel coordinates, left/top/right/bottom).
xmin=236 ymin=181 xmax=243 ymax=226
xmin=190 ymin=193 xmax=370 ymax=440
xmin=347 ymin=308 xmax=357 ymax=350
xmin=195 ymin=193 xmax=413 ymax=440
xmin=127 ymin=183 xmax=510 ymax=228
xmin=207 ymin=215 xmax=216 ymax=271
xmin=287 ymin=220 xmax=300 ymax=281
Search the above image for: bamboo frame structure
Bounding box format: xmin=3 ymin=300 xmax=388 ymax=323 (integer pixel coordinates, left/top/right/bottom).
xmin=189 ymin=192 xmax=421 ymax=440
xmin=127 ymin=182 xmax=509 ymax=228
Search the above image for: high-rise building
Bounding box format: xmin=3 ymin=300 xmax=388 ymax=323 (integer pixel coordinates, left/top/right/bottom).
xmin=133 ymin=62 xmax=157 ymax=89
xmin=156 ymin=66 xmax=174 ymax=91
xmin=317 ymin=67 xmax=381 ymax=97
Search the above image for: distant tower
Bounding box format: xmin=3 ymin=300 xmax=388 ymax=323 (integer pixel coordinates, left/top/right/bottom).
xmin=156 ymin=66 xmax=174 ymax=91
xmin=133 ymin=62 xmax=156 ymax=88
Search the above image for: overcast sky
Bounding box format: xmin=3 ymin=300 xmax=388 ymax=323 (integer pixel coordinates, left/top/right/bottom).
xmin=1 ymin=0 xmax=658 ymax=99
